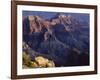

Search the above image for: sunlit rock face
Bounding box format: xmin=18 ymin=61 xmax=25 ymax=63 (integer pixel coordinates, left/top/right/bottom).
xmin=23 ymin=13 xmax=89 ymax=67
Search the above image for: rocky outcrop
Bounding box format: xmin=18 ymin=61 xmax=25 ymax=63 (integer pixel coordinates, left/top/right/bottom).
xmin=23 ymin=42 xmax=55 ymax=68
xmin=23 ymin=14 xmax=89 ymax=67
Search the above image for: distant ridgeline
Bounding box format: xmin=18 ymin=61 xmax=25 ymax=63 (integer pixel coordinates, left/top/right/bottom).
xmin=22 ymin=14 xmax=89 ymax=67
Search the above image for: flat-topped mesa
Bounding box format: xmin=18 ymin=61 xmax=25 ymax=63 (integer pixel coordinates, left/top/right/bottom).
xmin=28 ymin=15 xmax=43 ymax=33
xmin=28 ymin=15 xmax=53 ymax=35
